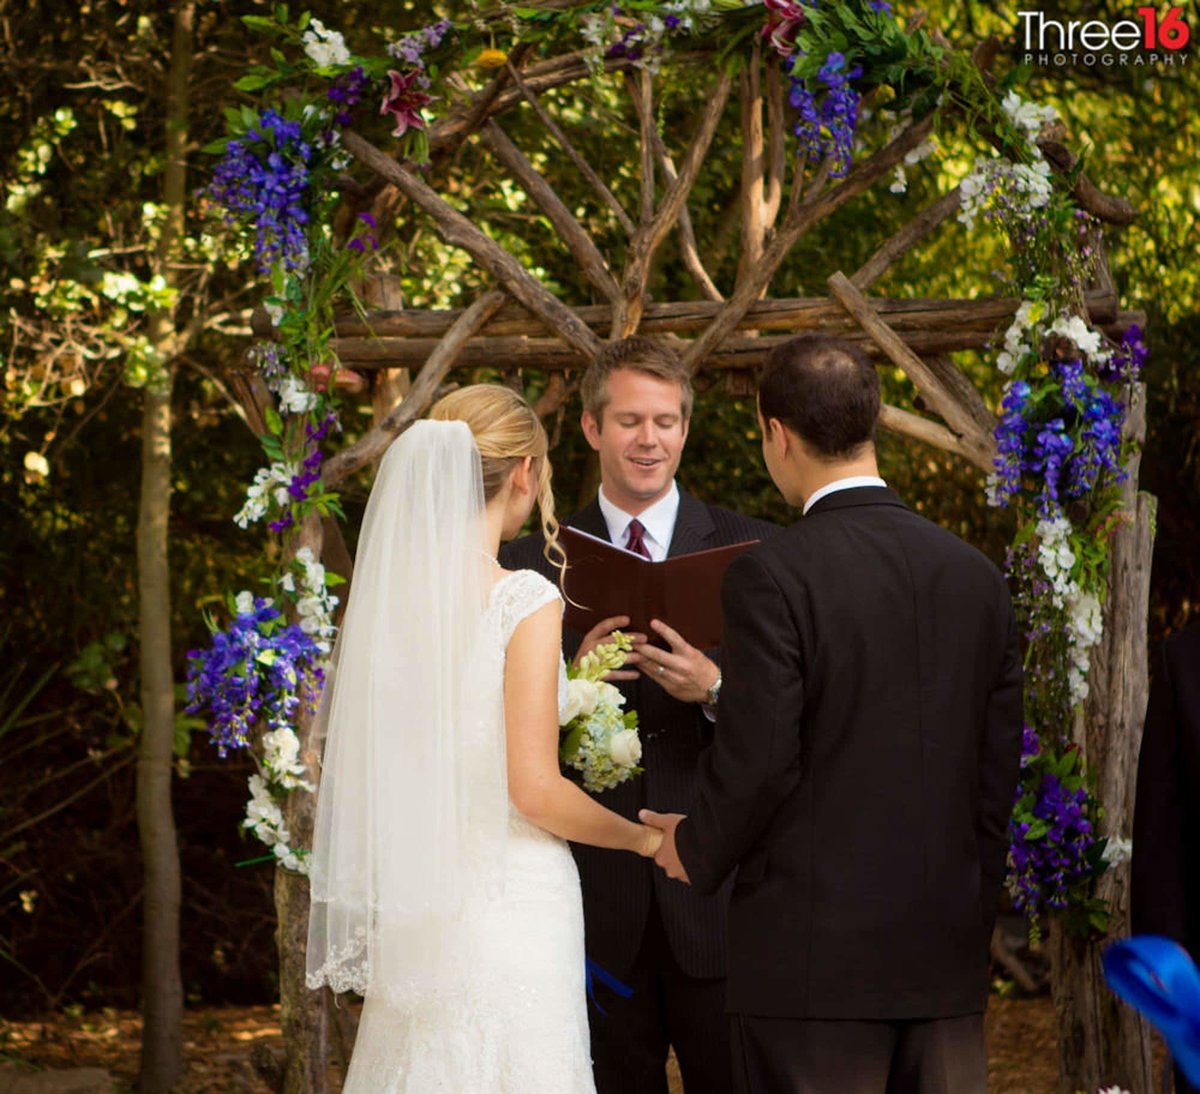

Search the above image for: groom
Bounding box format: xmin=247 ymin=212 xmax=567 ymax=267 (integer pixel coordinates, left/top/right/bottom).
xmin=502 ymin=337 xmax=775 ymax=1094
xmin=644 ymin=333 xmax=1023 ymax=1093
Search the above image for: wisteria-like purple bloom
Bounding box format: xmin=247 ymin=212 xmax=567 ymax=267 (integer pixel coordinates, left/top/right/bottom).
xmin=789 ymin=51 xmax=863 ymax=178
xmin=1098 ymin=324 xmax=1149 ymax=385
xmin=990 ymin=379 xmax=1032 ymax=506
xmin=207 ymin=109 xmax=312 ymax=272
xmin=186 ymin=597 xmax=326 ymax=755
xmin=327 ymin=65 xmax=369 ymax=127
xmin=1008 ymin=727 xmax=1096 ymax=916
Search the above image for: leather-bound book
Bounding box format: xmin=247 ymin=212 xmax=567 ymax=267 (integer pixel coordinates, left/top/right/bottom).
xmin=558 ymin=524 xmax=760 ymax=649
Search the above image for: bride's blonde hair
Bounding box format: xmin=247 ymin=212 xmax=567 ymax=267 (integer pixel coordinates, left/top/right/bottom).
xmin=428 ymin=385 xmax=566 ymax=575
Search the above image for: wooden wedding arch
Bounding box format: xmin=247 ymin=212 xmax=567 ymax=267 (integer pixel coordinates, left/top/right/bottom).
xmin=230 ymin=35 xmax=1155 ymax=1094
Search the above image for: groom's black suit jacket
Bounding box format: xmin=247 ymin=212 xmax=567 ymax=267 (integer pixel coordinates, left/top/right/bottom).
xmin=676 ymin=486 xmax=1023 ymax=1019
xmin=502 ymin=489 xmax=776 ymax=979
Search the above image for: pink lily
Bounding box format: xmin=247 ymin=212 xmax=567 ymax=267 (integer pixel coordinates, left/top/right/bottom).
xmin=380 ymin=69 xmax=434 ymax=137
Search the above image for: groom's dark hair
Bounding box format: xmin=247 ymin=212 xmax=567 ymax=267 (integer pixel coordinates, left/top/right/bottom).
xmin=758 ymin=334 xmax=880 ymax=460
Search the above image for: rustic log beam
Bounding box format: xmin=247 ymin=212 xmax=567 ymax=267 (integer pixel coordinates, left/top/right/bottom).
xmin=764 ymin=57 xmax=785 ymax=231
xmin=431 ymin=41 xmax=533 ymax=156
xmin=647 ymin=127 xmax=724 ymax=302
xmin=621 ymin=69 xmax=734 ymax=334
xmin=1050 ymin=381 xmax=1155 ymax=1094
xmin=923 ymin=352 xmax=996 ymax=437
xmin=303 ymin=291 xmax=1134 ymax=345
xmin=505 ymin=59 xmax=636 ymax=237
xmin=737 ymin=48 xmax=766 ymax=289
xmin=683 ymin=113 xmax=937 ymax=373
xmin=322 ymin=289 xmax=508 ymax=488
xmin=322 ymin=312 xmax=1143 ymax=372
xmin=1039 ymin=139 xmax=1138 ymax=226
xmin=851 ymin=186 xmax=963 ymax=290
xmin=342 ymin=130 xmax=600 ymax=360
xmin=878 ymin=402 xmax=978 ymax=462
xmin=828 ymin=270 xmax=996 ymax=472
xmin=481 ymin=120 xmax=622 ymax=303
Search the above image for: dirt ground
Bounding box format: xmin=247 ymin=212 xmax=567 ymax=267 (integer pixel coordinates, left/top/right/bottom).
xmin=0 ymin=994 xmax=1091 ymax=1094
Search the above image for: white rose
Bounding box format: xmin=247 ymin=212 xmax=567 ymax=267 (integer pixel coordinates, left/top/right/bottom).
xmin=235 ymin=590 xmax=255 ymax=615
xmin=595 ymin=680 xmax=626 ymax=710
xmin=609 ymin=728 xmax=642 ymax=768
xmin=561 ymin=679 xmax=600 ymax=724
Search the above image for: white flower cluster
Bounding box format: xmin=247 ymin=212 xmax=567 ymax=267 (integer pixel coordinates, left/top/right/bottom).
xmin=262 ymin=726 xmax=315 ymax=792
xmin=1100 ymin=835 xmax=1132 ymax=868
xmin=889 ymin=134 xmax=938 ymax=194
xmin=560 ymin=677 xmax=643 ymax=793
xmin=996 ymin=299 xmax=1044 ymax=375
xmin=1001 ymin=90 xmax=1058 ymax=145
xmin=1036 ymin=516 xmax=1104 ymax=706
xmin=244 ymin=773 xmax=309 ymax=874
xmin=302 ymin=17 xmax=351 ymax=68
xmin=958 ymin=155 xmax=1053 ymax=230
xmin=272 ymin=373 xmax=319 ymax=415
xmin=1049 ymin=313 xmax=1110 ymax=364
xmin=233 ymin=461 xmax=296 ymax=529
xmin=281 ymin=546 xmax=339 ymax=654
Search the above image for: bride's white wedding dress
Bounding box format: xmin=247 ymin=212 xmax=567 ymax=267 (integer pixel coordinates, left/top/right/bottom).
xmin=341 ymin=569 xmax=596 ymax=1093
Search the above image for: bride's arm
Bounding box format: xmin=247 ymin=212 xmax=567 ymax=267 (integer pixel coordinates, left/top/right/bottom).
xmin=505 ymin=600 xmax=661 ymax=857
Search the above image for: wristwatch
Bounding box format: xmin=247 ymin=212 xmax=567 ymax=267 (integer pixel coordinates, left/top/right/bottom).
xmin=705 ymin=672 xmax=722 ymax=707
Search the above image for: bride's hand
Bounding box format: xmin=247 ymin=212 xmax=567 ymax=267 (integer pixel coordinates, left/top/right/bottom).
xmin=636 ymin=823 xmax=663 ymax=858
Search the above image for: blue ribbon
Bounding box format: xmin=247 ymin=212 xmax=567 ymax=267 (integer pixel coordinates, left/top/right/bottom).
xmin=585 ymin=956 xmax=634 ymax=1016
xmin=1103 ymin=935 xmax=1200 ymax=1086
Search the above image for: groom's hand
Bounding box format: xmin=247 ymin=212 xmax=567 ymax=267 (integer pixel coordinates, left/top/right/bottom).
xmin=638 ymin=809 xmax=690 ymax=885
xmin=635 ymin=620 xmax=719 ymax=704
xmin=574 ymin=615 xmax=646 ymax=681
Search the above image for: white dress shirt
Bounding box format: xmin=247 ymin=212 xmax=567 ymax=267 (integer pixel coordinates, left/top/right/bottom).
xmin=802 ymin=475 xmax=888 ymax=515
xmin=597 ymin=482 xmax=680 ymax=561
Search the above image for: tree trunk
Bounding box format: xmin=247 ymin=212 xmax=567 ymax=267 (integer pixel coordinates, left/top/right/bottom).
xmin=136 ymin=372 xmax=182 ymax=1093
xmin=136 ymin=3 xmax=193 ymax=1090
xmin=278 ymin=514 xmax=330 ymax=1094
xmin=1050 ymin=385 xmax=1156 ymax=1094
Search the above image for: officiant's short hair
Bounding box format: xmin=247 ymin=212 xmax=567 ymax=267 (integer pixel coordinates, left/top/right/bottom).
xmin=581 ymin=337 xmax=695 ymax=421
xmin=758 ymin=334 xmax=881 ymax=460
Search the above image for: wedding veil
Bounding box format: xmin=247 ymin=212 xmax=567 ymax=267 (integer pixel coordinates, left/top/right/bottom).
xmin=306 ymin=419 xmax=505 ymax=1002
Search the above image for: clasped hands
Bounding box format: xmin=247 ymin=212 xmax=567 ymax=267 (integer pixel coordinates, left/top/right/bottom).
xmin=638 ymin=809 xmax=691 ymax=884
xmin=574 ymin=615 xmax=719 ymax=704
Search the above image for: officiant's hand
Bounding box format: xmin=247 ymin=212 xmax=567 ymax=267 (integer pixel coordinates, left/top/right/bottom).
xmin=635 ymin=620 xmax=720 ymax=704
xmin=638 ymin=810 xmax=690 ymax=884
xmin=574 ymin=615 xmax=646 ymax=682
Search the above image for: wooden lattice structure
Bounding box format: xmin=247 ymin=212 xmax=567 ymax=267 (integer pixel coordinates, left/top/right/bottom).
xmin=234 ymin=38 xmax=1155 ymax=1094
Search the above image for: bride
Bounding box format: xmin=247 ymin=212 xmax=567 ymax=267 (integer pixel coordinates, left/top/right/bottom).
xmin=305 ymin=384 xmax=663 ymax=1091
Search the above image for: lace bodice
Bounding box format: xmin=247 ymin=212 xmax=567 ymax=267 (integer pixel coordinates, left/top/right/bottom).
xmin=487 ymin=568 xmax=571 ymax=721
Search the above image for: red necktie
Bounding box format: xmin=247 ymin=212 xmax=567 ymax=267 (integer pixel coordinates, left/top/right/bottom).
xmin=626 ymin=518 xmax=653 ymax=560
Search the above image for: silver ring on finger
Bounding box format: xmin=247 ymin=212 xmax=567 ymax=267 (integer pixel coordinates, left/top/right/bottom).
xmin=657 ymin=665 xmax=665 ymax=676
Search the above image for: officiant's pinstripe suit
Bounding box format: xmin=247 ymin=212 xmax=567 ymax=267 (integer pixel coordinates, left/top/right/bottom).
xmin=502 ymin=487 xmax=776 ymax=1093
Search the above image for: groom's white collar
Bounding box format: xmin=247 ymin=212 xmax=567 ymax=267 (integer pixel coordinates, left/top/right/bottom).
xmin=802 ymin=476 xmax=888 ymax=516
xmin=598 ymin=482 xmax=680 ymax=561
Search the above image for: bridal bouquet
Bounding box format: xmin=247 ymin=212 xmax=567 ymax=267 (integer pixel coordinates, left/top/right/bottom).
xmin=560 ymin=633 xmax=643 ymax=793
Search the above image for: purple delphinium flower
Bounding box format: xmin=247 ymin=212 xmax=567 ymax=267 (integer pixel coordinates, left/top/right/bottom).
xmin=185 ymin=597 xmax=326 ymax=755
xmin=990 ymin=379 xmax=1032 ymax=507
xmin=1030 ymin=417 xmax=1074 ymax=517
xmin=327 ymin=65 xmax=369 ymax=127
xmin=1098 ymin=324 xmax=1149 ymax=385
xmin=207 ymin=109 xmax=312 ymax=272
xmin=789 ymin=50 xmax=863 ymax=178
xmin=1008 ymin=733 xmax=1096 ymax=915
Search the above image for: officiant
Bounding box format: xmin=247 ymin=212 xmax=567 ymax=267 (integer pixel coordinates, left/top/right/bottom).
xmin=502 ymin=337 xmax=776 ymax=1094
